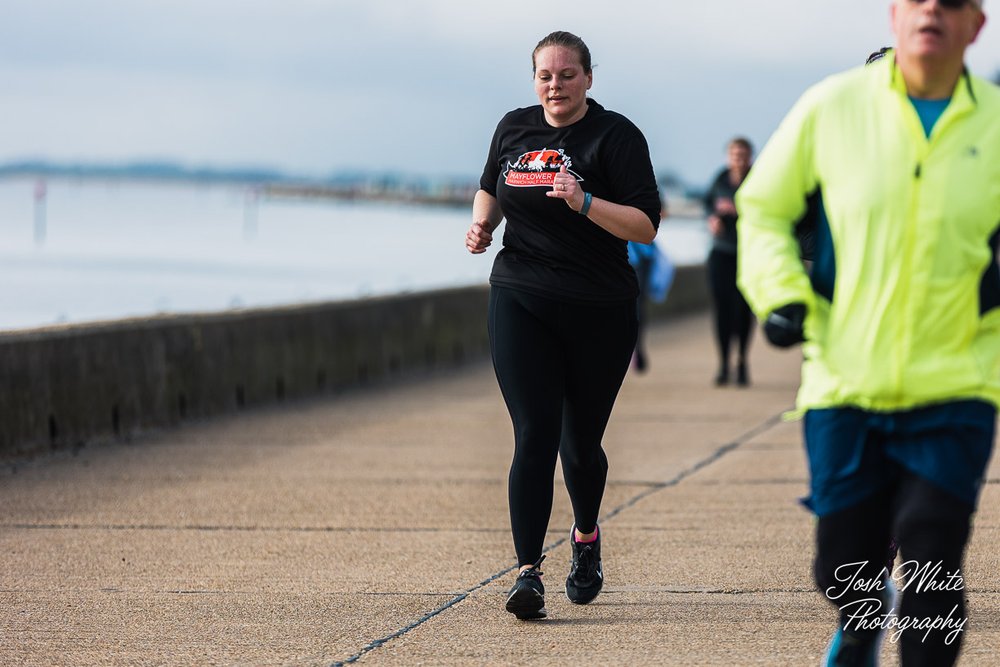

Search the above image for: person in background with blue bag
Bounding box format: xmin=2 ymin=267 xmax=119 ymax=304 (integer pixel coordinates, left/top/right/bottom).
xmin=627 ymin=235 xmax=675 ymax=373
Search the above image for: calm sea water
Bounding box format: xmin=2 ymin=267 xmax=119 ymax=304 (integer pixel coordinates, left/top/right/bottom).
xmin=0 ymin=179 xmax=709 ymax=332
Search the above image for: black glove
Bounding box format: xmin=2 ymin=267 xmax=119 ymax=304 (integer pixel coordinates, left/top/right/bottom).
xmin=763 ymin=303 xmax=806 ymax=348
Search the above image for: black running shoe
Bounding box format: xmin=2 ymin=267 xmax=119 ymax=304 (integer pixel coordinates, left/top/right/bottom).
xmin=566 ymin=525 xmax=603 ymax=604
xmin=505 ymin=555 xmax=546 ymax=620
xmin=736 ymin=362 xmax=750 ymax=387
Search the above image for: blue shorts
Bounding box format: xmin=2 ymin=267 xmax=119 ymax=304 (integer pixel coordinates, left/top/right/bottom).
xmin=802 ymin=400 xmax=996 ymax=517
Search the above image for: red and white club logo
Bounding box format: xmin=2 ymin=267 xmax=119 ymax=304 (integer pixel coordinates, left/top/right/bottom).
xmin=503 ymin=148 xmax=583 ymax=187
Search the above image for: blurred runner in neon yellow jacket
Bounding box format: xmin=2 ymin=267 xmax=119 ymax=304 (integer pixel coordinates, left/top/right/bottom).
xmin=736 ymin=1 xmax=997 ymax=665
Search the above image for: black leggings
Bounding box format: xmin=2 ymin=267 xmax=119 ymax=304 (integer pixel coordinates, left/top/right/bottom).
xmin=815 ymin=469 xmax=975 ymax=666
xmin=488 ymin=286 xmax=637 ymax=566
xmin=707 ymin=249 xmax=753 ymax=368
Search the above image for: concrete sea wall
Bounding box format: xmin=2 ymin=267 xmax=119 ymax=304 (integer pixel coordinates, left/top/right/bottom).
xmin=0 ymin=265 xmax=708 ymax=461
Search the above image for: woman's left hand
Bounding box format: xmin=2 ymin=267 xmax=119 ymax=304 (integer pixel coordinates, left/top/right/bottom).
xmin=546 ymin=165 xmax=585 ymax=212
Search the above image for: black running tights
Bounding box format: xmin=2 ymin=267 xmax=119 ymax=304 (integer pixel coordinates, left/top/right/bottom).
xmin=488 ymin=286 xmax=636 ymax=567
xmin=707 ymin=249 xmax=753 ymax=369
xmin=815 ymin=469 xmax=974 ymax=666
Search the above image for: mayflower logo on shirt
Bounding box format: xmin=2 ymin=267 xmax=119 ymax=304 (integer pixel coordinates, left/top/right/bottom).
xmin=503 ymin=148 xmax=583 ymax=187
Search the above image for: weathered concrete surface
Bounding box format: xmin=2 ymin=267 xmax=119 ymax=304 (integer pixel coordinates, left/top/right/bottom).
xmin=0 ymin=287 xmax=495 ymax=461
xmin=2 ymin=313 xmax=1000 ymax=665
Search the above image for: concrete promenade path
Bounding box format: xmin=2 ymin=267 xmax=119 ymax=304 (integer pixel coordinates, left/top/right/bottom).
xmin=4 ymin=312 xmax=1000 ymax=666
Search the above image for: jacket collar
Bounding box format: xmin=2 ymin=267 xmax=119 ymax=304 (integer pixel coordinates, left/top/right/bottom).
xmin=884 ymin=48 xmax=978 ymax=109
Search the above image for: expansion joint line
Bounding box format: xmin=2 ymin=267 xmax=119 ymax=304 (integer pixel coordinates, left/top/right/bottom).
xmin=330 ymin=411 xmax=787 ymax=666
xmin=602 ymin=411 xmax=785 ymax=522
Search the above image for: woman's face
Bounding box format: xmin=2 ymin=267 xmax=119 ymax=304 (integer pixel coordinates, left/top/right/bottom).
xmin=727 ymin=144 xmax=752 ymax=176
xmin=533 ymin=45 xmax=592 ymax=127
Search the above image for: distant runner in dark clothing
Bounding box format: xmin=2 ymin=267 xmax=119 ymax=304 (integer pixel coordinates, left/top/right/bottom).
xmin=704 ymin=137 xmax=754 ymax=387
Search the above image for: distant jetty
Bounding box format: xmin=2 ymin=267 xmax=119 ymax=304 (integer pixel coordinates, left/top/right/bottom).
xmin=262 ymin=181 xmax=478 ymax=208
xmin=0 ymin=160 xmax=479 ymax=209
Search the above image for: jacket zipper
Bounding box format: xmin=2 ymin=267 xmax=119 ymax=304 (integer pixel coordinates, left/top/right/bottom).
xmin=898 ymin=98 xmax=928 ymax=402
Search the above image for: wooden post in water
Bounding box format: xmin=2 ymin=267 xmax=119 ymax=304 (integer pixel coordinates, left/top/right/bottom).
xmin=243 ymin=185 xmax=259 ymax=239
xmin=33 ymin=178 xmax=47 ymax=246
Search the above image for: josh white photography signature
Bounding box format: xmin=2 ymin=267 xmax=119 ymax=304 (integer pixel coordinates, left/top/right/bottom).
xmin=824 ymin=560 xmax=968 ymax=645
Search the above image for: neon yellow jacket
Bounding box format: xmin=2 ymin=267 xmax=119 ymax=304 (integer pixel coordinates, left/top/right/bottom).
xmin=737 ymin=53 xmax=1000 ymax=412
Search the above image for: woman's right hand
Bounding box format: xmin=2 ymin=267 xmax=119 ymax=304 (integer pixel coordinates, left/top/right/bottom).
xmin=707 ymin=215 xmax=724 ymax=238
xmin=466 ymin=221 xmax=493 ymax=254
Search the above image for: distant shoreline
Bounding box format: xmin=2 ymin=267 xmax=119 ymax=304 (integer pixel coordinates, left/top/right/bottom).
xmin=0 ymin=166 xmax=705 ymax=217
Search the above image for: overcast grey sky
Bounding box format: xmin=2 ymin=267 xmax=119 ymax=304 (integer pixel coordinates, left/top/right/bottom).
xmin=3 ymin=0 xmax=999 ymax=186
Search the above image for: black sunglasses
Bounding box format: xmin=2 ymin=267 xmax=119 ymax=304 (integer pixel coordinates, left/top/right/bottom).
xmin=912 ymin=0 xmax=979 ymax=8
